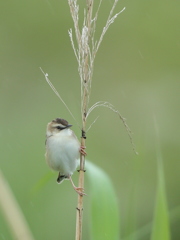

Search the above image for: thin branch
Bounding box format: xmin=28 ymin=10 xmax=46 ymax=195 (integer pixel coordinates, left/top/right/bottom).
xmin=40 ymin=67 xmax=79 ymax=127
xmin=68 ymin=0 xmax=81 ymax=44
xmin=96 ymin=5 xmax=126 ymax=53
xmin=91 ymin=0 xmax=103 ymax=58
xmin=68 ymin=29 xmax=79 ymax=61
xmin=87 ymin=101 xmax=138 ymax=154
xmin=86 ymin=116 xmax=99 ymax=132
xmin=73 ymin=0 xmax=94 ymax=239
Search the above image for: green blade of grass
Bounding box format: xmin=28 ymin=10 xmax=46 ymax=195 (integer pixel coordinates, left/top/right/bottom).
xmin=123 ymin=205 xmax=180 ymax=240
xmin=86 ymin=160 xmax=120 ymax=240
xmin=150 ymin=169 xmax=171 ymax=240
xmin=151 ymin=119 xmax=171 ymax=240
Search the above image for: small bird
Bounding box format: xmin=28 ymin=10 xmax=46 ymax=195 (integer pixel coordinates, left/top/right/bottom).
xmin=45 ymin=118 xmax=86 ymax=195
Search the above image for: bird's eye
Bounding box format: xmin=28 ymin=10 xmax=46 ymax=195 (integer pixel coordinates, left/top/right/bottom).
xmin=56 ymin=126 xmax=62 ymax=130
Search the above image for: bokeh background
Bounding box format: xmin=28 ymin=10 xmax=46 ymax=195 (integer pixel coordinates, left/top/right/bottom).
xmin=0 ymin=0 xmax=180 ymax=239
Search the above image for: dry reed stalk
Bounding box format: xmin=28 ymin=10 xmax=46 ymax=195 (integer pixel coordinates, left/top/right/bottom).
xmin=67 ymin=1 xmax=128 ymax=240
xmin=71 ymin=0 xmax=93 ymax=238
xmin=42 ymin=1 xmax=133 ymax=239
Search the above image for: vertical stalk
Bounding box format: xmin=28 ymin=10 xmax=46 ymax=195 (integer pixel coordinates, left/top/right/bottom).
xmin=75 ymin=1 xmax=93 ymax=240
xmin=0 ymin=170 xmax=35 ymax=240
xmin=45 ymin=0 xmax=128 ymax=239
xmin=75 ymin=135 xmax=85 ymax=240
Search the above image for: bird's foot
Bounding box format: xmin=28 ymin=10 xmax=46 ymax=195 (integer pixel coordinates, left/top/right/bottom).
xmin=79 ymin=146 xmax=87 ymax=156
xmin=73 ymin=186 xmax=87 ymax=196
xmin=69 ymin=175 xmax=87 ymax=196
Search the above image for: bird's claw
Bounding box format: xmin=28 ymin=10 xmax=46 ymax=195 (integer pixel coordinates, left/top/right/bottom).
xmin=74 ymin=187 xmax=87 ymax=196
xmin=79 ymin=146 xmax=87 ymax=156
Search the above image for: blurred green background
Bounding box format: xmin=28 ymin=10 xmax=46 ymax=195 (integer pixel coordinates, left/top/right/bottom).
xmin=0 ymin=0 xmax=180 ymax=239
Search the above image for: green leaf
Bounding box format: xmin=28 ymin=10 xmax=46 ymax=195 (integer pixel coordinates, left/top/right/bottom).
xmin=150 ymin=159 xmax=171 ymax=240
xmin=151 ymin=120 xmax=171 ymax=240
xmin=86 ymin=161 xmax=120 ymax=240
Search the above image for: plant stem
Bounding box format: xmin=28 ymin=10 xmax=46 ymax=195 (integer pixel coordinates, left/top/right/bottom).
xmin=75 ymin=0 xmax=93 ymax=239
xmin=0 ymin=170 xmax=35 ymax=240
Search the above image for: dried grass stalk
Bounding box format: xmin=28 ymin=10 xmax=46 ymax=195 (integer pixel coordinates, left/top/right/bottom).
xmin=42 ymin=1 xmax=134 ymax=239
xmin=67 ymin=1 xmax=127 ymax=240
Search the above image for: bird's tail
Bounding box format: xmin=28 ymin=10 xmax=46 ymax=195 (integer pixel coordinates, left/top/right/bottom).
xmin=57 ymin=173 xmax=67 ymax=184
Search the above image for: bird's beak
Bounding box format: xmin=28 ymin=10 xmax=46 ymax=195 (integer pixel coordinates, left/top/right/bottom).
xmin=65 ymin=124 xmax=72 ymax=129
